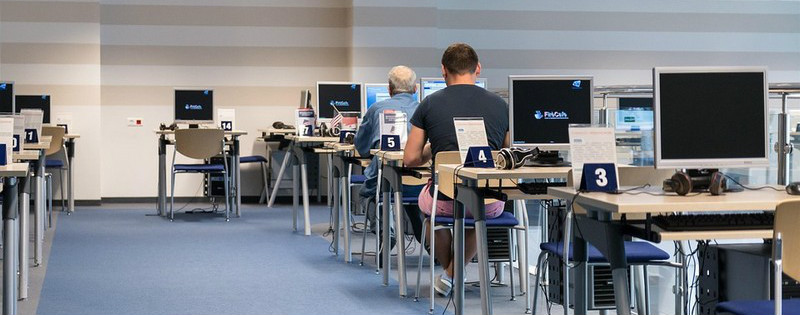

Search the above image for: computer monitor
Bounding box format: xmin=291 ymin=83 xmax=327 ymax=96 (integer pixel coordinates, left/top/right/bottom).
xmin=0 ymin=82 xmax=14 ymax=113
xmin=316 ymin=82 xmax=362 ymax=119
xmin=16 ymin=95 xmax=50 ymax=123
xmin=654 ymin=67 xmax=768 ymax=169
xmin=364 ymin=83 xmax=420 ymax=110
xmin=174 ymin=89 xmax=214 ymax=126
xmin=509 ymin=75 xmax=593 ymax=150
xmin=615 ymin=97 xmax=653 ymax=131
xmin=419 ymin=77 xmax=487 ymax=100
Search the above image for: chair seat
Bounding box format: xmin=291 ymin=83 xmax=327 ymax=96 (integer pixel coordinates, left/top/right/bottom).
xmin=432 ymin=211 xmax=519 ymax=227
xmin=45 ymin=159 xmax=63 ymax=168
xmin=239 ymin=155 xmax=267 ymax=164
xmin=350 ymin=175 xmax=367 ymax=184
xmin=717 ymin=299 xmax=800 ymax=315
xmin=174 ymin=164 xmax=225 ymax=172
xmin=540 ymin=241 xmax=670 ymax=263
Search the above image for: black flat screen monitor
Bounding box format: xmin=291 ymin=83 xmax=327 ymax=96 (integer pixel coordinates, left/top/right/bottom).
xmin=16 ymin=95 xmax=50 ymax=123
xmin=509 ymin=76 xmax=594 ymax=150
xmin=316 ymin=82 xmax=362 ymax=119
xmin=174 ymin=89 xmax=214 ymax=124
xmin=654 ymin=67 xmax=768 ymax=169
xmin=0 ymin=82 xmax=13 ymax=113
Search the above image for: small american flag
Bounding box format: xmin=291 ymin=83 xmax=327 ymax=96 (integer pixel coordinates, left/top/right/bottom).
xmin=330 ymin=106 xmax=343 ymax=127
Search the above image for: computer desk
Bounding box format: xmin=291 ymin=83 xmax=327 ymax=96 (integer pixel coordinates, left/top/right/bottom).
xmin=369 ymin=149 xmax=432 ymax=297
xmin=256 ymin=128 xmax=296 ymax=204
xmin=326 ymin=143 xmax=373 ymax=263
xmin=268 ymin=135 xmax=338 ymax=236
xmin=154 ymin=130 xmax=247 ymax=218
xmin=64 ymin=134 xmax=79 ymax=213
xmin=19 ymin=138 xmax=51 ymax=299
xmin=547 ymin=186 xmax=798 ymax=315
xmin=1 ymin=162 xmax=30 ymax=315
xmin=437 ymin=164 xmax=571 ymax=315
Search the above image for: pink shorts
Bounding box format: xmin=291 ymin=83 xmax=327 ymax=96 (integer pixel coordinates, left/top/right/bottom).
xmin=418 ymin=181 xmax=505 ymax=219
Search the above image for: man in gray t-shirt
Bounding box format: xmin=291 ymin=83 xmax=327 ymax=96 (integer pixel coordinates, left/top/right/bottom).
xmin=403 ymin=43 xmax=509 ymax=297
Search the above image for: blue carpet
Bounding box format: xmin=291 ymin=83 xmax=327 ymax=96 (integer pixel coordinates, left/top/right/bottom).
xmin=37 ymin=205 xmax=449 ymax=315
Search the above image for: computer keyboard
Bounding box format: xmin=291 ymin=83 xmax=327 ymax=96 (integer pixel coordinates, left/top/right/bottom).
xmin=517 ymin=182 xmax=567 ymax=195
xmin=652 ymin=212 xmax=774 ymax=231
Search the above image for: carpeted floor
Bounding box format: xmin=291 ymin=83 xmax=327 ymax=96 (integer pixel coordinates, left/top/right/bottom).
xmin=36 ymin=204 xmax=451 ymax=315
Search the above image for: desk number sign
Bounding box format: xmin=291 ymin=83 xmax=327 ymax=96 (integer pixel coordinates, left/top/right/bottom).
xmin=464 ymin=146 xmax=494 ymax=168
xmin=220 ymin=121 xmax=233 ymax=131
xmin=579 ymin=163 xmax=619 ymax=192
xmin=12 ymin=135 xmax=19 ymax=152
xmin=24 ymin=129 xmax=38 ymax=143
xmin=380 ymin=135 xmax=401 ymax=151
xmin=295 ymin=108 xmax=316 ymax=137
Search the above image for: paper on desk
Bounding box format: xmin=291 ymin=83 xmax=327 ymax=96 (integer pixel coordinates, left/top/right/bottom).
xmin=380 ymin=110 xmax=408 ymax=147
xmin=217 ymin=108 xmax=235 ymax=130
xmin=568 ymin=126 xmax=617 ymax=189
xmin=0 ymin=117 xmax=14 ymax=163
xmin=454 ymin=117 xmax=489 ymax=162
xmin=12 ymin=115 xmax=23 ymax=152
xmin=54 ymin=113 xmax=73 ymax=133
xmin=20 ymin=109 xmax=44 ymax=138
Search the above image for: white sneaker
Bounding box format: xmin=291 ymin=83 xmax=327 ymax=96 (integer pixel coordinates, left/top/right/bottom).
xmin=434 ymin=274 xmax=453 ymax=297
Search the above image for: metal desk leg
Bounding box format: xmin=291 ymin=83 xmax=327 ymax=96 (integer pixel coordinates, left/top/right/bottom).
xmin=300 ymin=158 xmax=311 ymax=236
xmin=66 ymin=139 xmax=75 ymax=214
xmin=381 ymin=185 xmax=391 ymax=286
xmin=268 ymin=144 xmax=292 ymax=208
xmin=157 ymin=136 xmax=167 ymax=216
xmin=332 ymin=170 xmax=341 ymax=256
xmin=34 ymin=151 xmax=45 ymax=267
xmin=328 ymin=154 xmax=333 ymax=208
xmin=3 ymin=177 xmax=19 ymax=315
xmin=19 ymin=175 xmax=31 ymax=300
xmin=575 ymin=214 xmax=631 ymax=315
xmin=292 ymin=158 xmax=299 ymax=232
xmin=453 ymin=191 xmax=465 ymax=315
xmin=342 ymin=175 xmax=351 ymax=263
xmin=233 ymin=136 xmax=241 ymax=217
xmin=393 ymin=189 xmax=407 ymax=296
xmin=573 ymin=233 xmax=588 ymax=315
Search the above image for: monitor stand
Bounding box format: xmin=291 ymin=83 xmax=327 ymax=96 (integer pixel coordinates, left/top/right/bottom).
xmin=526 ymin=150 xmax=570 ymax=167
xmin=188 ymin=124 xmax=199 ymax=129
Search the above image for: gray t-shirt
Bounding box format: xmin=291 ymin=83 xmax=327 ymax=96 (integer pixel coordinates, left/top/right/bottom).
xmin=410 ymin=84 xmax=509 ymax=161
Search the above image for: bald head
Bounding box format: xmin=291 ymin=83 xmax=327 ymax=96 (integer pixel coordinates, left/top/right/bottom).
xmin=387 ymin=65 xmax=417 ymax=96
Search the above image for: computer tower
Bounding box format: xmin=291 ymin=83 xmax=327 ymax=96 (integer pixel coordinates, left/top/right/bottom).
xmin=546 ymin=204 xmax=633 ymax=310
xmin=205 ymin=155 xmax=232 ymax=197
xmin=698 ymin=243 xmax=800 ymax=315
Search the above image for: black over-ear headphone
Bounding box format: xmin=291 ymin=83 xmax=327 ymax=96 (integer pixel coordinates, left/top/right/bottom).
xmin=496 ymin=147 xmax=540 ymax=170
xmin=663 ymin=171 xmax=727 ymax=196
xmin=272 ymin=121 xmax=295 ymax=130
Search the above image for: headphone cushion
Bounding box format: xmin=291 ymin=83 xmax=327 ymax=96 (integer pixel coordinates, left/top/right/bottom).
xmin=671 ymin=172 xmax=692 ymax=196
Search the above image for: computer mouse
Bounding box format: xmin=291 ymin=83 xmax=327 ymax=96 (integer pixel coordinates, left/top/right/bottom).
xmin=786 ymin=182 xmax=800 ymax=195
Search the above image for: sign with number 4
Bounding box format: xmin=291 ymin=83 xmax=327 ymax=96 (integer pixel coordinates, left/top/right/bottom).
xmin=464 ymin=146 xmax=494 ymax=168
xmin=579 ymin=163 xmax=619 ymax=193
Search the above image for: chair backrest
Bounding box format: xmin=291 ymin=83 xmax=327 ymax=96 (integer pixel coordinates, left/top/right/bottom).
xmin=775 ymin=200 xmax=800 ymax=281
xmin=174 ymin=129 xmax=225 ymax=160
xmin=41 ymin=125 xmax=66 ymax=156
xmin=434 ymin=151 xmax=513 ymax=203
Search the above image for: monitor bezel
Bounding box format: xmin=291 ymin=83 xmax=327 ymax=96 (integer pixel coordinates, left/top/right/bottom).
xmin=508 ymin=75 xmax=594 ymax=151
xmin=174 ymin=88 xmax=215 ymax=125
xmin=316 ymin=81 xmax=363 ymax=121
xmin=0 ymin=81 xmax=15 ymax=114
xmin=419 ymin=77 xmax=487 ymax=100
xmin=653 ymin=66 xmax=769 ymax=169
xmin=15 ymin=94 xmax=51 ymax=124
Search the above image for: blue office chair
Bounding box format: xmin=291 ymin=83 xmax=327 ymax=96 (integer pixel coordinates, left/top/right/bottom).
xmin=414 ymin=151 xmax=525 ymax=314
xmin=716 ymin=200 xmax=800 ymax=315
xmin=170 ymin=128 xmax=230 ymax=221
xmin=239 ymin=155 xmax=269 ymax=203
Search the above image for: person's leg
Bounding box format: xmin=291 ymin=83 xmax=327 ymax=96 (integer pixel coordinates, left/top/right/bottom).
xmin=445 ymin=229 xmax=477 ymax=278
xmin=403 ymin=204 xmax=424 ymax=243
xmin=431 ymin=227 xmax=452 ymax=272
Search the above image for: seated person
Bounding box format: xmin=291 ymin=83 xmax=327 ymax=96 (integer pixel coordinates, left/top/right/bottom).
xmin=355 ymin=65 xmax=425 ymax=249
xmin=403 ymin=43 xmax=510 ymax=296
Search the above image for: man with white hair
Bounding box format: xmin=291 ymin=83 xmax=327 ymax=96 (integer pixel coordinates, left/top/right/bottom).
xmin=355 ymin=65 xmax=424 ymax=257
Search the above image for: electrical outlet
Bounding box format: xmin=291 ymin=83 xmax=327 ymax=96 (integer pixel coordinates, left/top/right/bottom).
xmin=127 ymin=117 xmax=143 ymax=127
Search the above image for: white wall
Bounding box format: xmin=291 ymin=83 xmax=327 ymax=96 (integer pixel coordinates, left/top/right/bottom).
xmin=2 ymin=0 xmax=799 ymax=199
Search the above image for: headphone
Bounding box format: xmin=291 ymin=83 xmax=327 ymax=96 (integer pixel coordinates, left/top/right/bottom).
xmin=159 ymin=122 xmax=178 ymax=131
xmin=663 ymin=171 xmax=727 ymax=196
xmin=344 ymin=132 xmax=355 ymax=144
xmin=317 ymin=123 xmax=340 ymax=137
xmin=496 ymin=147 xmax=540 ymax=170
xmin=272 ymin=121 xmax=295 ymax=130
